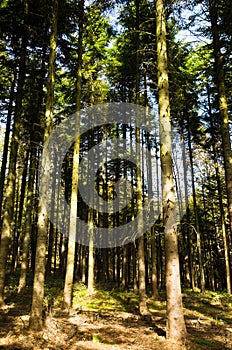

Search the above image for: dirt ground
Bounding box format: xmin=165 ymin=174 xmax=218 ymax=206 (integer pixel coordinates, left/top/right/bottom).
xmin=0 ymin=297 xmax=231 ymax=350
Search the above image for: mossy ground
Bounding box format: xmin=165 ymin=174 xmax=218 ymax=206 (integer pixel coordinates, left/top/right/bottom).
xmin=0 ymin=274 xmax=231 ymax=349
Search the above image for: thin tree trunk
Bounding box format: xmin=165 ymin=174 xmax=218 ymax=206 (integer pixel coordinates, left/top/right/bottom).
xmin=151 ymin=228 xmax=159 ymax=299
xmin=63 ymin=0 xmax=84 ymax=308
xmin=136 ymin=127 xmax=148 ymax=314
xmin=87 ymin=79 xmax=95 ymax=294
xmin=208 ymin=0 xmax=232 ymax=251
xmin=207 ymin=85 xmax=231 ymax=293
xmin=134 ymin=0 xmax=148 ymax=314
xmin=87 ymin=213 xmax=94 ymax=293
xmin=147 ymin=122 xmax=159 ymax=299
xmin=0 ymin=25 xmax=27 ymax=306
xmin=11 ymin=148 xmax=29 ymax=273
xmin=121 ymin=246 xmax=127 ymax=289
xmin=29 ymin=0 xmax=58 ymax=329
xmin=18 ymin=146 xmax=37 ymax=293
xmin=0 ymin=73 xmax=15 ymax=227
xmin=156 ymin=0 xmax=186 ymax=342
xmin=181 ymin=130 xmax=194 ymax=289
xmin=187 ymin=116 xmax=205 ymax=293
xmin=46 ymin=149 xmax=58 ymax=277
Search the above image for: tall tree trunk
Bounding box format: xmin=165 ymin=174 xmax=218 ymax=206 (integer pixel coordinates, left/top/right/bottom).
xmin=63 ymin=0 xmax=84 ymax=309
xmin=187 ymin=117 xmax=205 ymax=293
xmin=87 ymin=78 xmax=95 ymax=294
xmin=207 ymin=85 xmax=231 ymax=293
xmin=0 ymin=73 xmax=15 ymax=227
xmin=0 ymin=24 xmax=27 ymax=306
xmin=208 ymin=0 xmax=232 ymax=251
xmin=134 ymin=0 xmax=148 ymax=315
xmin=46 ymin=149 xmax=58 ymax=277
xmin=18 ymin=146 xmax=37 ymax=293
xmin=151 ymin=228 xmax=159 ymax=299
xmin=11 ymin=147 xmax=29 ymax=273
xmin=156 ymin=0 xmax=186 ymax=342
xmin=181 ymin=130 xmax=195 ymax=289
xmin=87 ymin=210 xmax=94 ymax=293
xmin=29 ymin=0 xmax=58 ymax=330
xmin=136 ymin=127 xmax=148 ymax=314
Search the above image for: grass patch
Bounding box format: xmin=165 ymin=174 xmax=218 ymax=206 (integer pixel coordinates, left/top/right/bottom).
xmin=72 ymin=283 xmax=129 ymax=312
xmin=194 ymin=337 xmax=216 ymax=347
xmin=182 ymin=289 xmax=232 ymax=325
xmin=92 ymin=334 xmax=110 ymax=344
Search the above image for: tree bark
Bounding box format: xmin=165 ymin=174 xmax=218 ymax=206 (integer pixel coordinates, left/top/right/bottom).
xmin=0 ymin=24 xmax=27 ymax=306
xmin=156 ymin=0 xmax=186 ymax=341
xmin=136 ymin=126 xmax=148 ymax=314
xmin=11 ymin=147 xmax=29 ymax=273
xmin=187 ymin=116 xmax=205 ymax=293
xmin=0 ymin=73 xmax=15 ymax=227
xmin=18 ymin=146 xmax=37 ymax=294
xmin=63 ymin=0 xmax=84 ymax=308
xmin=29 ymin=0 xmax=58 ymax=330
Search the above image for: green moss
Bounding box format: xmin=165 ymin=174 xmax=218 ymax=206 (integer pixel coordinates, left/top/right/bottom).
xmin=194 ymin=337 xmax=216 ymax=347
xmin=92 ymin=334 xmax=110 ymax=344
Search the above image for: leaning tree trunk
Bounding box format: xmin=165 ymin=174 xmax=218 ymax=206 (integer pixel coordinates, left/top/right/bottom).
xmin=29 ymin=0 xmax=58 ymax=330
xmin=209 ymin=0 xmax=232 ymax=262
xmin=156 ymin=0 xmax=186 ymax=342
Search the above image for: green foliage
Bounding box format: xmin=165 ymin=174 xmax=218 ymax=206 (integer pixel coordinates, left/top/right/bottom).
xmin=0 ymin=0 xmax=9 ymax=8
xmin=182 ymin=289 xmax=232 ymax=324
xmin=44 ymin=275 xmax=64 ymax=308
xmin=194 ymin=338 xmax=216 ymax=347
xmin=106 ymin=0 xmax=156 ymax=103
xmin=92 ymin=334 xmax=110 ymax=344
xmin=72 ymin=282 xmax=133 ymax=312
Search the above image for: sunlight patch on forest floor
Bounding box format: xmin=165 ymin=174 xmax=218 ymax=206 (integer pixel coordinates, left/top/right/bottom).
xmin=0 ymin=279 xmax=231 ymax=350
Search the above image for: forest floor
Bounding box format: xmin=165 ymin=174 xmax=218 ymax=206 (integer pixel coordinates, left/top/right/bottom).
xmin=0 ymin=275 xmax=231 ymax=350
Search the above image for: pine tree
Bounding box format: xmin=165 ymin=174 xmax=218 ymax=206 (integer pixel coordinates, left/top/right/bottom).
xmin=156 ymin=0 xmax=186 ymax=342
xmin=29 ymin=0 xmax=58 ymax=330
xmin=63 ymin=0 xmax=84 ymax=309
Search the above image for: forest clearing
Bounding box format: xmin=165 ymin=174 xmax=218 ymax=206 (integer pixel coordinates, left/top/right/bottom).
xmin=1 ymin=0 xmax=232 ymax=349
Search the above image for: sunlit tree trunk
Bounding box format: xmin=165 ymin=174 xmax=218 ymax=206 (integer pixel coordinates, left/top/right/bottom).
xmin=63 ymin=0 xmax=84 ymax=308
xmin=156 ymin=0 xmax=186 ymax=342
xmin=29 ymin=0 xmax=58 ymax=330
